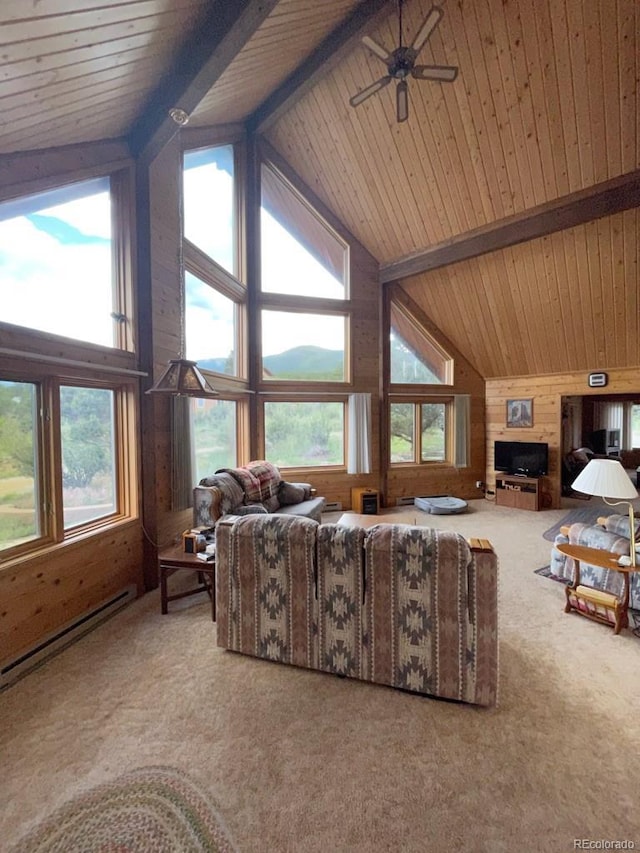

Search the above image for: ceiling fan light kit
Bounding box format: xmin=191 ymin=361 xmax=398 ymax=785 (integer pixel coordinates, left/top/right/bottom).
xmin=349 ymin=1 xmax=458 ymax=123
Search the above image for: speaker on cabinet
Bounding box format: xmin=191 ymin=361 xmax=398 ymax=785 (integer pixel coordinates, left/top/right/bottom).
xmin=351 ymin=487 xmax=379 ymax=514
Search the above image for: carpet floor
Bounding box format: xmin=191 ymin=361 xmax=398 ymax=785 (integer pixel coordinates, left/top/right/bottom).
xmin=2 ymin=499 xmax=640 ymax=853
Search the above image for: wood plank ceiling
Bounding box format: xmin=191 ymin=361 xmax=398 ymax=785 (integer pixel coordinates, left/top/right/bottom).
xmin=0 ymin=0 xmax=211 ymax=153
xmin=0 ymin=0 xmax=638 ymax=378
xmin=265 ymin=0 xmax=640 ymax=378
xmin=267 ymin=0 xmax=639 ymax=261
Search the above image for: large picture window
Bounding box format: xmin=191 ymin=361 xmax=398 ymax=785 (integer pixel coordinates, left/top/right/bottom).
xmin=0 ymin=177 xmax=120 ymax=348
xmin=185 ymin=271 xmax=238 ymax=376
xmin=0 ymin=374 xmax=135 ymax=559
xmin=390 ymin=399 xmax=450 ymax=464
xmin=183 ymin=145 xmax=235 ymax=276
xmin=189 ymin=398 xmax=238 ymax=483
xmin=0 ymin=380 xmax=40 ymax=550
xmin=264 ymin=401 xmax=344 ymax=468
xmin=261 ymin=311 xmax=346 ymax=382
xmin=60 ymin=386 xmax=117 ymax=529
xmin=260 ymin=163 xmax=347 ymax=298
xmin=390 ymin=301 xmax=452 ymax=384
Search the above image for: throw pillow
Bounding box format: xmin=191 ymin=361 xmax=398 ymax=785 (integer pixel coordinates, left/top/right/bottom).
xmin=278 ymin=481 xmax=306 ymax=506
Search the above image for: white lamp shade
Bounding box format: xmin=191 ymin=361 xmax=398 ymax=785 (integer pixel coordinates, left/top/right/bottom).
xmin=571 ymin=458 xmax=638 ymax=500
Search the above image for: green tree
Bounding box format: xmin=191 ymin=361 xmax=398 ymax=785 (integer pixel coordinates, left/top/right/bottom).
xmin=0 ymin=382 xmax=36 ymax=478
xmin=60 ymin=387 xmax=113 ymax=489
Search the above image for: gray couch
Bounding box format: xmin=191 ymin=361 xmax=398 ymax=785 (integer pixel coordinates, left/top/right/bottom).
xmin=550 ymin=513 xmax=640 ymax=610
xmin=193 ymin=460 xmax=325 ymax=528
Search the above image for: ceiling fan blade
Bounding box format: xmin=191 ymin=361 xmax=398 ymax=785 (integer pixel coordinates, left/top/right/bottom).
xmin=349 ymin=75 xmax=392 ymax=107
xmin=412 ymin=64 xmax=458 ymax=82
xmin=361 ymin=35 xmax=392 ymax=63
xmin=397 ymin=80 xmax=408 ymax=123
xmin=411 ymin=5 xmax=444 ymax=54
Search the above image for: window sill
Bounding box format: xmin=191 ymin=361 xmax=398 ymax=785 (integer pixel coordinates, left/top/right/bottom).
xmin=0 ymin=516 xmax=140 ymax=572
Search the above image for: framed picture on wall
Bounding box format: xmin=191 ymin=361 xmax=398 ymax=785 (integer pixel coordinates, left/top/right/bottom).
xmin=506 ymin=398 xmax=533 ymax=428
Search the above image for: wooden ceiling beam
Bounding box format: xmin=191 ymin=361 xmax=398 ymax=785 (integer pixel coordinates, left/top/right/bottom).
xmin=247 ymin=0 xmax=393 ymax=134
xmin=128 ymin=0 xmax=279 ymax=166
xmin=380 ymin=169 xmax=640 ymax=284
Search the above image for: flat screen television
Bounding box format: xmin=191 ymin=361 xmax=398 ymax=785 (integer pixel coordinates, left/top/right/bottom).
xmin=494 ymin=440 xmax=548 ymax=477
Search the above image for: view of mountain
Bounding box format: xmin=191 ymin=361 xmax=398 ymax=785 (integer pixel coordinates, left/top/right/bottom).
xmin=198 ymin=346 xmax=343 ymax=379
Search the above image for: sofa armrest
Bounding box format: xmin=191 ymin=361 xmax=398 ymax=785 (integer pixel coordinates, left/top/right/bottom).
xmin=468 ymin=537 xmax=494 ymax=553
xmin=193 ymin=485 xmax=223 ymax=528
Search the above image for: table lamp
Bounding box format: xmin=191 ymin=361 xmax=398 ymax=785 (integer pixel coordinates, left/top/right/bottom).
xmin=571 ymin=458 xmax=638 ymax=566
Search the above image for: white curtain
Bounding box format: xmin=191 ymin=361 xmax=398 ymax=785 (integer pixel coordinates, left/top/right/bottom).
xmin=347 ymin=393 xmax=371 ymax=474
xmin=453 ymin=394 xmax=470 ymax=468
xmin=623 ymin=402 xmax=634 ymax=450
xmin=593 ymin=401 xmax=623 ymax=432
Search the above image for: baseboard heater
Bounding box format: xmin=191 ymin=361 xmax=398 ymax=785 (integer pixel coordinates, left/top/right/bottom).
xmin=1 ymin=585 xmax=136 ymax=690
xmin=323 ymin=501 xmax=343 ymax=512
xmin=396 ymin=496 xmax=417 ymax=506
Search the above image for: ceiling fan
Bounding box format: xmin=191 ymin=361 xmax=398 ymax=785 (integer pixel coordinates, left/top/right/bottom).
xmin=349 ymin=1 xmax=458 ymax=123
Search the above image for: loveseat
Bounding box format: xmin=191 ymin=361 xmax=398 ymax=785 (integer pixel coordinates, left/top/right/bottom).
xmin=550 ymin=513 xmax=640 ymax=611
xmin=193 ymin=460 xmax=325 ymax=528
xmin=215 ymin=513 xmax=499 ymax=707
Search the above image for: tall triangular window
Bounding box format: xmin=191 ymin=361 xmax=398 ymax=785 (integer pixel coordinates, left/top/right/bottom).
xmin=390 ymin=300 xmax=453 ymax=385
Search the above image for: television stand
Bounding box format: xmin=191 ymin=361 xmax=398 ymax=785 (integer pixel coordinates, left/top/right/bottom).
xmin=495 ymin=473 xmax=541 ymax=511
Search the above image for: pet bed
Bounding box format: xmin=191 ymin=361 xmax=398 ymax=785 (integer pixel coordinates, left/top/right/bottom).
xmin=414 ymin=495 xmax=468 ymax=515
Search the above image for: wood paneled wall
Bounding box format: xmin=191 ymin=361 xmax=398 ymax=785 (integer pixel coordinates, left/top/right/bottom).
xmin=1 ymin=524 xmax=143 ymax=667
xmin=486 ymin=367 xmax=640 ymax=509
xmin=0 ymin=142 xmax=144 ymax=669
xmin=144 ymin=136 xmax=194 ymax=551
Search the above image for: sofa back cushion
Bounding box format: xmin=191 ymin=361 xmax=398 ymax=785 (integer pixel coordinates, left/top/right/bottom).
xmin=602 ymin=513 xmax=640 ymax=539
xmin=364 ymin=524 xmax=483 ymax=704
xmin=317 ymin=524 xmax=367 ymax=680
xmin=216 ymin=513 xmax=318 ymax=667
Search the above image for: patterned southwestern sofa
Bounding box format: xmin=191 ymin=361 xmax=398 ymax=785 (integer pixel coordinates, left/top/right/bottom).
xmin=215 ymin=513 xmax=499 ymax=707
xmin=193 ymin=460 xmax=325 ymax=528
xmin=550 ymin=513 xmax=640 ymax=611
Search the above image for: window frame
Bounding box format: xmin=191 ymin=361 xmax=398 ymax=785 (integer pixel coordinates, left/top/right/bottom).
xmin=182 ymin=143 xmax=239 ymax=280
xmin=257 ymin=155 xmax=352 ymax=391
xmin=0 ymin=366 xmax=138 ymax=564
xmin=0 ymin=169 xmax=135 ymax=353
xmin=182 ymin=141 xmax=248 ymax=388
xmin=188 ymin=395 xmax=248 ymax=484
xmin=260 ymin=395 xmax=348 ymax=472
xmin=259 ymin=160 xmax=349 ymax=299
xmin=389 ymin=299 xmax=454 ymax=388
xmin=183 ymin=255 xmax=247 ymax=381
xmin=389 ymin=395 xmax=453 ymax=467
xmin=259 ymin=307 xmax=349 ymax=385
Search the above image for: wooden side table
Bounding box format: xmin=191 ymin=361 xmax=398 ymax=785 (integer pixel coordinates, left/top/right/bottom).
xmin=158 ymin=543 xmax=216 ymax=621
xmin=555 ymin=543 xmax=636 ymax=634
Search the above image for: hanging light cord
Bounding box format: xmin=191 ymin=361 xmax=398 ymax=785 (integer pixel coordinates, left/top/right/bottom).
xmin=178 ymin=171 xmax=186 ymax=361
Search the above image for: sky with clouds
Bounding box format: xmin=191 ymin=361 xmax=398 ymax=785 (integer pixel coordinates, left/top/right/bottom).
xmin=0 ymin=156 xmax=345 ymax=358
